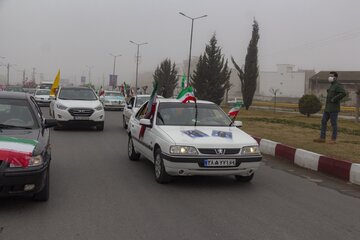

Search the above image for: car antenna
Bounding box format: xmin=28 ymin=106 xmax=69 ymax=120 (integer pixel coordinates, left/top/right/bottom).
xmin=194 ymin=100 xmax=198 ymax=127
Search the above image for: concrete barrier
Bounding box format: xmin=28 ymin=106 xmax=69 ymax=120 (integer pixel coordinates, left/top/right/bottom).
xmin=350 ymin=164 xmax=360 ymax=185
xmin=259 ymin=139 xmax=278 ymax=156
xmin=294 ymin=149 xmax=321 ymax=171
xmin=256 ymin=136 xmax=360 ymax=186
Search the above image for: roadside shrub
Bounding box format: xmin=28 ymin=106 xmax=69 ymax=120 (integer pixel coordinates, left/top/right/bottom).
xmin=298 ymin=94 xmax=322 ymax=117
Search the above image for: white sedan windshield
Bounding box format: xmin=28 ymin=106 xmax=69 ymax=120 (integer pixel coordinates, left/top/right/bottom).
xmin=156 ymin=102 xmax=232 ymax=126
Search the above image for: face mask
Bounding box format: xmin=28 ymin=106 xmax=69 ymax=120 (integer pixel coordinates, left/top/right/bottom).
xmin=328 ymin=77 xmax=335 ymax=82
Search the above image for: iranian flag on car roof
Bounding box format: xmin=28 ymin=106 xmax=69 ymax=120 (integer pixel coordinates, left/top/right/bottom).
xmin=176 ymin=74 xmax=196 ymax=103
xmin=139 ymin=81 xmax=158 ymax=139
xmin=0 ymin=136 xmax=38 ymax=167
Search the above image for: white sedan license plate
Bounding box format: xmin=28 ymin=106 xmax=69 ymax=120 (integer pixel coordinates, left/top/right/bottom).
xmin=74 ymin=116 xmax=89 ymax=120
xmin=204 ymin=159 xmax=236 ymax=167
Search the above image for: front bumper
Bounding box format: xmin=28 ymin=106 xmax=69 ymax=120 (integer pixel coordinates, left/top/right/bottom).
xmin=161 ymin=153 xmax=262 ymax=176
xmin=35 ymin=100 xmax=51 ymax=106
xmin=54 ymin=108 xmax=105 ymax=122
xmin=57 ymin=120 xmax=104 ymax=127
xmin=0 ymin=164 xmax=49 ymax=197
xmin=104 ymin=103 xmax=125 ymax=110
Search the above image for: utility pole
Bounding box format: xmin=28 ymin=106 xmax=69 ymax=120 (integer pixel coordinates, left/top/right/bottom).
xmin=23 ymin=69 xmax=26 ymax=83
xmin=109 ymin=53 xmax=121 ymax=76
xmin=179 ymin=12 xmax=208 ymax=81
xmin=102 ymin=73 xmax=105 ymax=87
xmin=32 ymin=68 xmax=36 ymax=82
xmin=130 ymin=41 xmax=148 ymax=95
xmin=7 ymin=64 xmax=10 ymax=86
xmin=86 ymin=65 xmax=94 ymax=85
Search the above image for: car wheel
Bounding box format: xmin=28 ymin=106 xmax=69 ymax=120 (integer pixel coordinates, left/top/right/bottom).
xmin=33 ymin=168 xmax=50 ymax=202
xmin=123 ymin=115 xmax=127 ymax=129
xmin=96 ymin=122 xmax=104 ymax=131
xmin=235 ymin=173 xmax=254 ymax=182
xmin=154 ymin=148 xmax=172 ymax=184
xmin=128 ymin=136 xmax=140 ymax=161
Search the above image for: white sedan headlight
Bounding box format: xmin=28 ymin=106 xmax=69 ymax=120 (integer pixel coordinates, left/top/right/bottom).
xmin=10 ymin=155 xmax=44 ymax=168
xmin=169 ymin=146 xmax=198 ymax=155
xmin=56 ymin=103 xmax=67 ymax=110
xmin=241 ymin=146 xmax=260 ymax=155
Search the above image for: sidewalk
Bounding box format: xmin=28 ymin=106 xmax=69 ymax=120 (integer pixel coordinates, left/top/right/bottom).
xmin=253 ymin=136 xmax=360 ymax=186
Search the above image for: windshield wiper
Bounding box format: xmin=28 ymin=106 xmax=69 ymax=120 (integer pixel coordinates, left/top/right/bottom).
xmin=0 ymin=124 xmax=32 ymax=129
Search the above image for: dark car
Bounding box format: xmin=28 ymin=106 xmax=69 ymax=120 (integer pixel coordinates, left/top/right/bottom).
xmin=0 ymin=92 xmax=57 ymax=201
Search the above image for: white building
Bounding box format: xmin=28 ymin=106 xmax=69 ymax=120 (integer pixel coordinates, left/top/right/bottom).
xmin=258 ymin=64 xmax=314 ymax=98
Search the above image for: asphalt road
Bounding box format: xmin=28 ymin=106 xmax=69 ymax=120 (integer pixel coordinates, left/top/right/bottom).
xmin=1 ymin=109 xmax=360 ymax=240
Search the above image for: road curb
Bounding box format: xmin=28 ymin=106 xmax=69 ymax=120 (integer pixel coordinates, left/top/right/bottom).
xmin=253 ymin=136 xmax=360 ymax=186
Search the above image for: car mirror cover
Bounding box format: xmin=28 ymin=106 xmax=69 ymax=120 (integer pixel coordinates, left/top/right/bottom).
xmin=44 ymin=119 xmax=58 ymax=128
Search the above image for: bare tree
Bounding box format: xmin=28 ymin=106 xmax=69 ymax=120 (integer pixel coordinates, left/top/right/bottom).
xmin=269 ymin=88 xmax=280 ymax=112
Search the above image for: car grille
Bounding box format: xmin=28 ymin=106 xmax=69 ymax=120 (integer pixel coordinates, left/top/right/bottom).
xmin=68 ymin=108 xmax=94 ymax=117
xmin=198 ymin=148 xmax=241 ymax=155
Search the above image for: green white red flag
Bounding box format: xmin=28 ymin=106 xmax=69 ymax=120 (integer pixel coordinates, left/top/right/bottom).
xmin=228 ymin=102 xmax=242 ymax=118
xmin=177 ymin=74 xmax=196 ymax=103
xmin=139 ymin=81 xmax=158 ymax=139
xmin=0 ymin=136 xmax=38 ymax=167
xmin=177 ymin=86 xmax=196 ymax=103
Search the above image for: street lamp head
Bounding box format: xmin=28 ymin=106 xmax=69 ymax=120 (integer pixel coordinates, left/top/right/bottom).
xmin=179 ymin=12 xmax=186 ymax=16
xmin=195 ymin=14 xmax=208 ymax=20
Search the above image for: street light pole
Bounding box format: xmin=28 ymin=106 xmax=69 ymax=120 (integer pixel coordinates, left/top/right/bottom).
xmin=5 ymin=63 xmax=16 ymax=86
xmin=179 ymin=12 xmax=207 ymax=81
xmin=130 ymin=41 xmax=148 ymax=95
xmin=109 ymin=53 xmax=121 ymax=76
xmin=86 ymin=65 xmax=94 ymax=85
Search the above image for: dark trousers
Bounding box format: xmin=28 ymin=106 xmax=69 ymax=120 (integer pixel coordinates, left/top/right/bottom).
xmin=320 ymin=112 xmax=338 ymax=140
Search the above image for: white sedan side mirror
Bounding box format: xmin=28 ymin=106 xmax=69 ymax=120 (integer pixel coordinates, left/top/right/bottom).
xmin=140 ymin=118 xmax=152 ymax=127
xmin=233 ymin=120 xmax=242 ymax=127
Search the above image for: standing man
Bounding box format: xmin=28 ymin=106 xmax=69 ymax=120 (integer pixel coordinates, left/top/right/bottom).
xmin=314 ymin=71 xmax=346 ymax=144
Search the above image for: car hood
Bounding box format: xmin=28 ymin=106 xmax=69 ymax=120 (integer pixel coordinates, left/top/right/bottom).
xmin=157 ymin=126 xmax=258 ymax=148
xmin=0 ymin=129 xmax=46 ymax=155
xmin=57 ymin=99 xmax=101 ymax=108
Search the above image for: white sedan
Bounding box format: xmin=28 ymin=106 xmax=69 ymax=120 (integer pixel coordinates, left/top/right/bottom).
xmin=128 ymin=98 xmax=262 ymax=184
xmin=122 ymin=95 xmax=150 ymax=129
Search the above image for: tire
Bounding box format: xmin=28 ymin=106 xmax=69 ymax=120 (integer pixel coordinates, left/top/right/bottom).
xmin=123 ymin=115 xmax=128 ymax=129
xmin=128 ymin=136 xmax=140 ymax=161
xmin=33 ymin=168 xmax=50 ymax=202
xmin=154 ymin=148 xmax=172 ymax=184
xmin=235 ymin=173 xmax=254 ymax=182
xmin=96 ymin=122 xmax=104 ymax=131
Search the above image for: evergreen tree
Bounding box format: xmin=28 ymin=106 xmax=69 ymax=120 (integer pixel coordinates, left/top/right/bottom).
xmin=231 ymin=19 xmax=260 ymax=110
xmin=192 ymin=34 xmax=231 ymax=105
xmin=153 ymin=59 xmax=178 ymax=98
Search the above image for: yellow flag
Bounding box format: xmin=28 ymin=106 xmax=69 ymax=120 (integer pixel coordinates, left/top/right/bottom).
xmin=50 ymin=69 xmax=60 ymax=96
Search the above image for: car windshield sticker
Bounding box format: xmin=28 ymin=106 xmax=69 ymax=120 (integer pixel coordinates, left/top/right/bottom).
xmin=212 ymin=130 xmax=233 ymax=139
xmin=181 ymin=130 xmax=209 ymax=138
xmin=0 ymin=136 xmax=38 ymax=168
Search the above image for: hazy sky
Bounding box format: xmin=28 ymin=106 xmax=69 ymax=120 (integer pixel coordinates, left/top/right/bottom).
xmin=1 ymin=0 xmax=360 ymax=86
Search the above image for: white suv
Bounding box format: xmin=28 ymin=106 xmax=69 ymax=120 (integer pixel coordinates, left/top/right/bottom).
xmin=50 ymin=87 xmax=105 ymax=130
